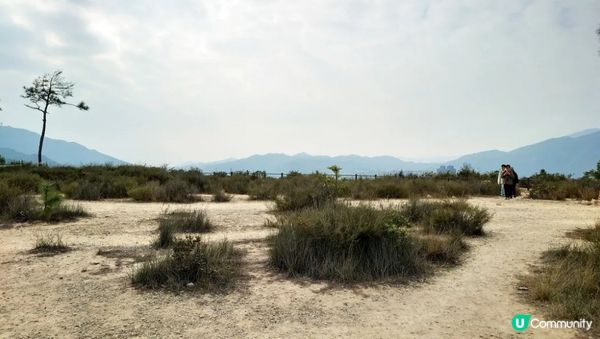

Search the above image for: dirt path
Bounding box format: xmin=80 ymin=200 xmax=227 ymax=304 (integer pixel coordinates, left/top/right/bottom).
xmin=0 ymin=197 xmax=598 ymax=338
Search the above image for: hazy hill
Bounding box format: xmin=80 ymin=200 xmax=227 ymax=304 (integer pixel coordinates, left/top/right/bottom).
xmin=187 ymin=153 xmax=435 ymax=175
xmin=447 ymin=131 xmax=600 ymax=176
xmin=186 ymin=130 xmax=600 ymax=177
xmin=0 ymin=126 xmax=126 ymax=166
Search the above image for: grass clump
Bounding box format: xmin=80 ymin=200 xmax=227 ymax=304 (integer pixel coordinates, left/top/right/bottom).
xmin=268 ymin=203 xmax=426 ymax=282
xmin=523 ymin=222 xmax=600 ymax=336
xmin=31 ymin=233 xmax=71 ymax=254
xmin=0 ymin=181 xmax=89 ymax=223
xmin=402 ymin=199 xmax=490 ymax=236
xmin=416 ymin=234 xmax=467 ymax=264
xmin=133 ymin=236 xmax=242 ymax=291
xmin=158 ymin=210 xmax=213 ymax=233
xmin=212 ymin=189 xmax=232 ymax=202
xmin=274 ymin=175 xmax=337 ymax=211
xmin=154 ymin=222 xmax=177 ymax=249
xmin=129 ymin=180 xmax=197 ymax=203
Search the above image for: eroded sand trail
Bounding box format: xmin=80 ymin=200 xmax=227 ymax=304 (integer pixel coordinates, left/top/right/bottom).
xmin=1 ymin=197 xmax=598 ymax=338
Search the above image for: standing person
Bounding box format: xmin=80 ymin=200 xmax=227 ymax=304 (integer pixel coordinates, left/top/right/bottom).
xmin=497 ymin=164 xmax=506 ymax=197
xmin=502 ymin=165 xmax=515 ymax=199
xmin=508 ymin=164 xmax=519 ymax=198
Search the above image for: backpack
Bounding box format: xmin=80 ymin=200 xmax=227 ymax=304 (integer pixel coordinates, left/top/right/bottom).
xmin=513 ymin=170 xmax=519 ymax=184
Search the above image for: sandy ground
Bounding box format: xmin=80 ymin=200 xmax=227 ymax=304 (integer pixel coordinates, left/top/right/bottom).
xmin=1 ymin=196 xmax=599 ymax=339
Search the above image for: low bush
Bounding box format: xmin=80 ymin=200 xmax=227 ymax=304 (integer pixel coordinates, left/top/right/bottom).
xmin=133 ymin=236 xmax=242 ymax=291
xmin=402 ymin=199 xmax=490 ymax=236
xmin=274 ymin=175 xmax=337 ymax=211
xmin=1 ymin=172 xmax=42 ymax=193
xmin=523 ymin=222 xmax=600 ymax=335
xmin=161 ymin=179 xmax=196 ymax=203
xmin=129 ymin=180 xmax=196 ymax=203
xmin=247 ymin=179 xmax=277 ymax=200
xmin=212 ymin=189 xmax=232 ymax=202
xmin=416 ymin=234 xmax=466 ymax=264
xmin=0 ymin=182 xmax=90 ymax=223
xmin=40 ymin=203 xmax=90 ymax=222
xmin=128 ymin=181 xmax=161 ymax=202
xmin=155 ymin=222 xmax=177 ymax=249
xmin=268 ymin=203 xmax=426 ymax=281
xmin=158 ymin=210 xmax=213 ymax=233
xmin=31 ymin=233 xmax=71 ymax=254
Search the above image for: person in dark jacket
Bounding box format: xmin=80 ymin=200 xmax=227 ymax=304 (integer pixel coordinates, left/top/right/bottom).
xmin=502 ymin=165 xmax=515 ymax=199
xmin=507 ymin=165 xmax=518 ymax=198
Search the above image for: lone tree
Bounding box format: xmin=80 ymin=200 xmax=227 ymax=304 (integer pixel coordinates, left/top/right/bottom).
xmin=328 ymin=165 xmax=342 ymax=181
xmin=22 ymin=71 xmax=89 ymax=165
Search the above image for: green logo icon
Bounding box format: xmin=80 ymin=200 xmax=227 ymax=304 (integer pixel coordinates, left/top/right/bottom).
xmin=512 ymin=314 xmax=531 ymax=332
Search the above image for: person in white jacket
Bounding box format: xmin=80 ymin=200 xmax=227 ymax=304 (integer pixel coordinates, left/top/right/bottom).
xmin=497 ymin=164 xmax=506 ymax=197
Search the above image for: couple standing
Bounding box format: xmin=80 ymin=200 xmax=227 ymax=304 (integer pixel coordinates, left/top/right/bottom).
xmin=497 ymin=164 xmax=518 ymax=199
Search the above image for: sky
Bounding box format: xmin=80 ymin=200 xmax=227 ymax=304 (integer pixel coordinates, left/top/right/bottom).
xmin=0 ymin=0 xmax=599 ymax=165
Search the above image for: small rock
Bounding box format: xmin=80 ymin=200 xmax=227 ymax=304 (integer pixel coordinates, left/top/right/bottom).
xmin=186 ymin=282 xmax=194 ymax=287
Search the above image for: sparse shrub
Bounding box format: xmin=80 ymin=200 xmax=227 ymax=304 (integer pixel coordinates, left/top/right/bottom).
xmin=416 ymin=234 xmax=466 ymax=264
xmin=31 ymin=233 xmax=71 ymax=254
xmin=128 ymin=181 xmax=161 ymax=202
xmin=523 ymin=223 xmax=600 ymax=335
xmin=403 ymin=199 xmax=490 ymax=236
xmin=155 ymin=222 xmax=177 ymax=248
xmin=248 ymin=179 xmax=277 ymax=200
xmin=212 ymin=189 xmax=232 ymax=202
xmin=133 ymin=236 xmax=242 ymax=291
xmin=3 ymin=194 xmax=39 ymax=222
xmin=1 ymin=172 xmax=42 ymax=193
xmin=400 ymin=199 xmax=435 ymax=223
xmin=375 ymin=183 xmax=409 ymax=199
xmin=160 ymin=179 xmax=196 ymax=203
xmin=158 ymin=210 xmax=213 ymax=233
xmin=268 ymin=203 xmax=426 ymax=281
xmin=274 ymin=175 xmax=337 ymax=211
xmin=40 ymin=203 xmax=90 ymax=222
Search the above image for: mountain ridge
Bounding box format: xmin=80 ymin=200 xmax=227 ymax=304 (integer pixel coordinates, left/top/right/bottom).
xmin=0 ymin=125 xmax=126 ymax=166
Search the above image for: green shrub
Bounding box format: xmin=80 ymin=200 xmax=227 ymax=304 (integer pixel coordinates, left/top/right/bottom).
xmin=133 ymin=236 xmax=242 ymax=291
xmin=268 ymin=203 xmax=426 ymax=281
xmin=158 ymin=210 xmax=213 ymax=233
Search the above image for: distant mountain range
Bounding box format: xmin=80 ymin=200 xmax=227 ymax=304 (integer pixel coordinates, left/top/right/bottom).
xmin=184 ymin=129 xmax=600 ymax=177
xmin=0 ymin=126 xmax=126 ymax=166
xmin=2 ymin=124 xmax=599 ymax=177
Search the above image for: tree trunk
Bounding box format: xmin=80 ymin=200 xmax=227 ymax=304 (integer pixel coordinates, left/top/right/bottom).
xmin=38 ymin=113 xmax=47 ymax=166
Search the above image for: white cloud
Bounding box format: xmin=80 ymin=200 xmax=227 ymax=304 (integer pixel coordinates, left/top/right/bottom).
xmin=0 ymin=0 xmax=599 ymax=164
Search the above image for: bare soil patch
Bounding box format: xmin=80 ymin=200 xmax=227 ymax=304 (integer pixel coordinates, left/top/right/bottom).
xmin=1 ymin=197 xmax=598 ymax=338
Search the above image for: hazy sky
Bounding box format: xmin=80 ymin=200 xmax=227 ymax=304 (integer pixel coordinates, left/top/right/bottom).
xmin=0 ymin=0 xmax=599 ymax=165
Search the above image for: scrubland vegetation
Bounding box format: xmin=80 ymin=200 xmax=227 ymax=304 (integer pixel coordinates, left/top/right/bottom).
xmin=1 ymin=163 xmax=598 ymax=208
xmin=31 ymin=232 xmax=71 ymax=254
xmin=0 ymin=179 xmax=89 ymax=223
xmin=267 ymin=173 xmax=491 ymax=282
xmin=523 ymin=221 xmax=600 ymax=336
xmin=134 ymin=236 xmax=242 ymax=291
